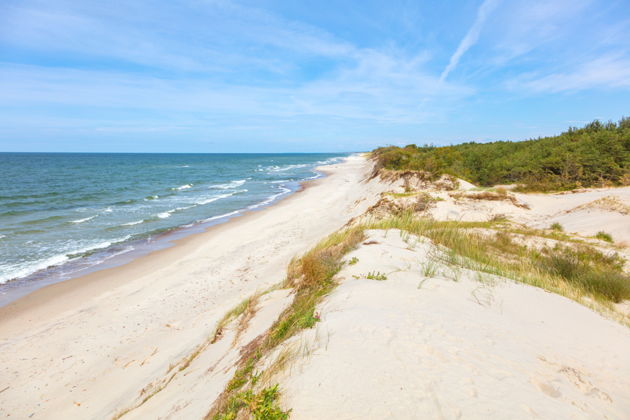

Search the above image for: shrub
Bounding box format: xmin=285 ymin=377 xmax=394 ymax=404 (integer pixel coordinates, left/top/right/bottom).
xmin=595 ymin=231 xmax=613 ymax=243
xmin=371 ymin=118 xmax=630 ymax=191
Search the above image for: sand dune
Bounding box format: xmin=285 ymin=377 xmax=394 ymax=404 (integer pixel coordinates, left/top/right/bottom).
xmin=0 ymin=155 xmax=389 ymax=419
xmin=274 ymin=230 xmax=630 ymax=419
xmin=1 ymin=156 xmax=629 ymax=419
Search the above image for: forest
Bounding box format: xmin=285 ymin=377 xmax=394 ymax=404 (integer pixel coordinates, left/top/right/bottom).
xmin=371 ymin=118 xmax=630 ymax=191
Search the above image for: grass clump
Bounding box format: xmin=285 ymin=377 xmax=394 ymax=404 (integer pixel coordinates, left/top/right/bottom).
xmin=208 ymin=227 xmax=364 ymax=419
xmin=550 ymin=222 xmax=563 ymax=232
xmin=215 ymin=384 xmax=289 ymax=420
xmin=348 ymin=256 xmax=359 ymax=265
xmin=384 ymin=191 xmax=418 ymax=198
xmin=366 ymin=271 xmax=388 ymax=281
xmin=535 ymin=245 xmax=629 ymax=302
xmin=367 ymin=213 xmax=630 ymax=304
xmin=595 ymin=231 xmax=614 ymax=243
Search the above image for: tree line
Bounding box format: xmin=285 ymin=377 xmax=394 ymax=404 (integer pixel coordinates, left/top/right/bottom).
xmin=372 ymin=118 xmax=630 ymax=191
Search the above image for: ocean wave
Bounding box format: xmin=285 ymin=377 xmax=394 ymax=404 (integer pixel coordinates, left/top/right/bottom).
xmin=65 ymin=235 xmax=133 ymax=259
xmin=144 ymin=195 xmax=159 ymax=201
xmin=19 ymin=215 xmax=65 ymax=225
xmin=304 ymin=173 xmax=322 ymax=181
xmin=114 ymin=198 xmax=139 ymax=205
xmin=0 ymin=199 xmax=48 ymax=208
xmin=248 ymin=186 xmax=291 ymax=210
xmin=172 ymin=184 xmax=192 ymax=191
xmin=316 ymin=157 xmax=344 ymax=165
xmin=201 ymin=210 xmax=241 ymax=223
xmin=0 ymin=254 xmax=70 ymax=285
xmin=122 ymin=220 xmax=143 ymax=226
xmin=155 ymin=204 xmax=198 ymax=219
xmin=102 ymin=207 xmax=113 ymax=214
xmin=196 ymin=190 xmax=246 ymax=205
xmin=259 ymin=163 xmax=309 ymax=173
xmin=210 ymin=179 xmax=247 ymax=190
xmin=71 ymin=215 xmax=97 ymax=224
xmin=0 ymin=235 xmax=136 ymax=284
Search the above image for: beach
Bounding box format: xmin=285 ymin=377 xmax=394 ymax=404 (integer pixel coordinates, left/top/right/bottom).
xmin=0 ymin=155 xmax=388 ymax=418
xmin=2 ymin=154 xmax=630 ymax=419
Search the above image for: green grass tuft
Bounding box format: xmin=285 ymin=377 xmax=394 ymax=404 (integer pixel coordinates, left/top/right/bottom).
xmin=595 ymin=231 xmax=614 ymax=243
xmin=366 ymin=271 xmax=388 ymax=280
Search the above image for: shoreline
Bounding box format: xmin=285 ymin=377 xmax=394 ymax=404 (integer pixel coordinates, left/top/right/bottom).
xmin=0 ymin=164 xmax=330 ymax=310
xmin=0 ymin=153 xmax=392 ymax=418
xmin=0 ymin=165 xmax=334 ymax=330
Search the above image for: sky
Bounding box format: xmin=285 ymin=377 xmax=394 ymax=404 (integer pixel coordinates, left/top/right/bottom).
xmin=1 ymin=0 xmax=629 ymax=152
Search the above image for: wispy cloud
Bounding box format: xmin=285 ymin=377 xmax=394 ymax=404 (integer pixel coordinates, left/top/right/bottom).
xmin=439 ymin=0 xmax=501 ymax=82
xmin=0 ymin=0 xmax=629 ymax=151
xmin=515 ymin=55 xmax=630 ymax=93
xmin=0 ymin=0 xmax=473 ymax=132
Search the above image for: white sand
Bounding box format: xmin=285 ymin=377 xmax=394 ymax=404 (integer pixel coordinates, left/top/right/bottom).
xmin=0 ymin=155 xmax=390 ymax=419
xmin=276 ymin=230 xmax=630 ymax=419
xmin=2 ymin=159 xmax=629 ymax=420
xmin=424 ymin=185 xmax=630 ymax=244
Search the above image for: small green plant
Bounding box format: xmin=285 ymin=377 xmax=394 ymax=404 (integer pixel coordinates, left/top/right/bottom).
xmin=550 ymin=222 xmax=563 ymax=232
xmin=298 ymin=309 xmax=321 ymax=329
xmin=366 ymin=271 xmax=388 ymax=281
xmin=422 ymin=261 xmax=437 ymax=277
xmin=595 ymin=231 xmax=613 ymax=243
xmin=348 ymin=256 xmax=359 ymax=265
xmin=215 ymin=385 xmax=290 ymax=420
xmin=384 ymin=191 xmax=418 ymax=198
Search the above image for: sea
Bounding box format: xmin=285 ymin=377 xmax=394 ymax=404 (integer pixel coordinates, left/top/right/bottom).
xmin=0 ymin=152 xmax=348 ymax=304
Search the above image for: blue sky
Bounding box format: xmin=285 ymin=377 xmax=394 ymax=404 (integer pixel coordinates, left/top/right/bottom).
xmin=1 ymin=0 xmax=629 ymax=152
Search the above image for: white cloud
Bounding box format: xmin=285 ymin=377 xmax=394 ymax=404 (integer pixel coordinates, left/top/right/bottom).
xmin=439 ymin=0 xmax=501 ymax=82
xmin=515 ymin=55 xmax=630 ymax=92
xmin=0 ymin=0 xmax=474 ymax=132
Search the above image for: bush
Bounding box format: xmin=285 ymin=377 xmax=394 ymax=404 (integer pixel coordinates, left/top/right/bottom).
xmin=595 ymin=231 xmax=614 ymax=243
xmin=372 ymin=118 xmax=630 ymax=191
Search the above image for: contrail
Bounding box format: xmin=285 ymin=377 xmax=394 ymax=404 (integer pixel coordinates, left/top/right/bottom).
xmin=439 ymin=0 xmax=501 ymax=82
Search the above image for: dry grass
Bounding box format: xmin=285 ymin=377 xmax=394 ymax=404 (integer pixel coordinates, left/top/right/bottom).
xmin=449 ymin=190 xmax=530 ymax=208
xmin=569 ymin=196 xmax=630 ymax=215
xmin=368 ymin=214 xmax=630 ymax=309
xmin=211 ymin=295 xmax=259 ymax=344
xmin=207 ymin=227 xmax=365 ymax=419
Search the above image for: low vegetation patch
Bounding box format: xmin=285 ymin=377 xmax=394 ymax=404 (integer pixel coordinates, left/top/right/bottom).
xmin=368 ymin=214 xmax=630 ymax=305
xmin=215 ymin=383 xmax=289 ymax=420
xmin=207 ymin=228 xmax=365 ymax=419
xmin=366 ymin=271 xmax=388 ymax=281
xmin=208 ymin=209 xmax=629 ymax=418
xmin=449 ymin=190 xmax=529 ymax=208
xmin=595 ymin=231 xmax=614 ymax=243
xmin=371 ymin=118 xmax=630 ymax=191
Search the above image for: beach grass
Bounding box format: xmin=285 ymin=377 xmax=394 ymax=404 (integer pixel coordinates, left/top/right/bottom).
xmin=207 ymin=227 xmax=364 ymax=419
xmin=367 ymin=213 xmax=630 ymax=305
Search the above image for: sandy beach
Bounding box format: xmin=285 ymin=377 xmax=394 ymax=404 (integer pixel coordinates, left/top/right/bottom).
xmin=0 ymin=155 xmax=388 ymax=418
xmin=2 ymin=155 xmax=630 ymax=420
xmin=275 ymin=229 xmax=630 ymax=419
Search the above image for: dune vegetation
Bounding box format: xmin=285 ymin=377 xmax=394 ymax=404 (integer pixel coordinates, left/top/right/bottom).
xmin=372 ymin=119 xmax=630 ymax=191
xmin=207 ymin=211 xmax=629 ymax=418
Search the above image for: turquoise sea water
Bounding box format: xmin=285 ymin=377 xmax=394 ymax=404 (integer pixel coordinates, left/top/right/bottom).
xmin=0 ymin=153 xmax=346 ymax=296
